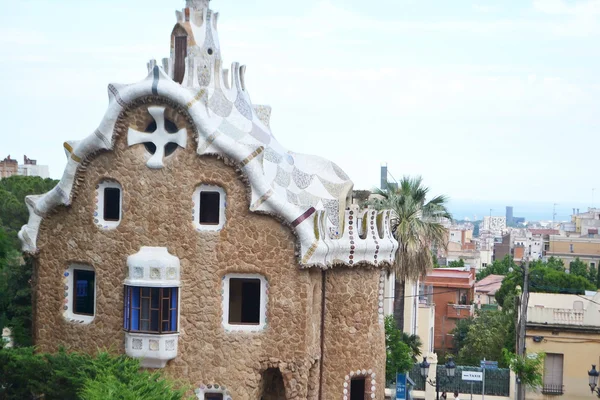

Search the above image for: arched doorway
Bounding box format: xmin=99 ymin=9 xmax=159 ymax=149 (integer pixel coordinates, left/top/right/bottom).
xmin=260 ymin=368 xmax=286 ymax=400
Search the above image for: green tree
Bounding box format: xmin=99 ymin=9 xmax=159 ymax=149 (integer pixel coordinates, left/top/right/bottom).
xmin=546 ymin=256 xmax=565 ymax=271
xmin=569 ymin=257 xmax=588 ymax=278
xmin=447 ymin=259 xmax=465 ymax=269
xmin=452 ymin=310 xmax=512 ymax=367
xmin=589 ymin=264 xmax=598 ymax=288
xmin=503 ymin=350 xmax=545 ymax=391
xmin=400 ymin=332 xmax=423 ymax=362
xmin=476 ymin=255 xmax=515 ymax=281
xmin=385 ymin=316 xmax=413 ymax=383
xmin=370 ymin=177 xmax=452 ymax=330
xmin=0 ymin=176 xmax=59 ymax=346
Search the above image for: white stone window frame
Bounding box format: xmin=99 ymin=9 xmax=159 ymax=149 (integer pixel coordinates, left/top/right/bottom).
xmin=95 ymin=180 xmax=123 ymax=230
xmin=192 ymin=185 xmax=226 ymax=232
xmin=222 ymin=273 xmax=268 ymax=333
xmin=63 ymin=264 xmax=96 ymax=324
xmin=343 ymin=369 xmax=377 ymax=400
xmin=195 ymin=384 xmax=233 ymax=400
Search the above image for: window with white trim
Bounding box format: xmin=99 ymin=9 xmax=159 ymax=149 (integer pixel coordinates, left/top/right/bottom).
xmin=222 ymin=274 xmax=267 ymax=332
xmin=63 ymin=264 xmax=96 ymax=324
xmin=193 ymin=185 xmax=226 ymax=231
xmin=95 ymin=180 xmax=122 ymax=229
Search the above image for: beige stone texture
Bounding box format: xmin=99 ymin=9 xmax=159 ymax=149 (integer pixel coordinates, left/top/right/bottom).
xmin=32 ymin=97 xmax=384 ymax=399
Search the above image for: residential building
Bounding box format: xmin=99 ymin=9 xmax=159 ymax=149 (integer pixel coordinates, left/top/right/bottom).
xmin=0 ymin=155 xmax=49 ymax=179
xmin=423 ymin=268 xmax=475 ymax=354
xmin=526 ymin=292 xmax=600 ymax=400
xmin=18 ymin=155 xmax=50 ymax=178
xmin=474 ymin=274 xmax=503 ymax=309
xmin=17 ymin=1 xmax=400 ymax=398
xmin=0 ymin=155 xmax=18 ymax=178
xmin=547 ymin=235 xmax=600 ymax=267
xmin=481 ymin=216 xmax=507 ymax=236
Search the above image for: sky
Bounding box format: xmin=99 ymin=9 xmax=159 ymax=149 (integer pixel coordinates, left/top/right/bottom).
xmin=1 ymin=0 xmax=600 ymax=220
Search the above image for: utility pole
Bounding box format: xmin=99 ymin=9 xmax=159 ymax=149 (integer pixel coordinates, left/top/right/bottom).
xmin=516 ymin=260 xmax=530 ymax=400
xmin=593 ymin=188 xmax=596 ymax=209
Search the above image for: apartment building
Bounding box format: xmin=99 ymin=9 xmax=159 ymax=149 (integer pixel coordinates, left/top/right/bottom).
xmin=526 ymin=292 xmax=600 ymax=400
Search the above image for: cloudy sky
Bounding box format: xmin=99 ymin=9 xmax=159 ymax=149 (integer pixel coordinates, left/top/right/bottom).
xmin=2 ymin=0 xmax=599 ymax=213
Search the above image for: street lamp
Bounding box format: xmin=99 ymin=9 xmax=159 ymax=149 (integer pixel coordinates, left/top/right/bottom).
xmin=420 ymin=357 xmax=457 ymax=400
xmin=588 ymin=365 xmax=600 ymax=396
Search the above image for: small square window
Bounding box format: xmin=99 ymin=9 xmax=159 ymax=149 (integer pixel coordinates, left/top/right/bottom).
xmin=200 ymin=191 xmax=220 ymax=225
xmin=96 ymin=180 xmax=122 ymax=229
xmin=73 ymin=269 xmax=95 ymax=316
xmin=193 ymin=185 xmax=226 ymax=231
xmin=229 ymin=278 xmax=261 ymax=324
xmin=222 ymin=274 xmax=267 ymax=332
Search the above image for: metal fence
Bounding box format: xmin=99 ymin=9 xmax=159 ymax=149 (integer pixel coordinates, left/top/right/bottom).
xmin=407 ymin=363 xmax=510 ymax=397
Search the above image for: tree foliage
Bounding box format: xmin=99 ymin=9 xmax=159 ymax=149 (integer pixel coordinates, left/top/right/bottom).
xmin=495 ymin=259 xmax=595 ymax=308
xmin=447 ymin=259 xmax=465 ymax=269
xmin=0 ymin=176 xmax=58 ymax=346
xmin=369 ymin=176 xmax=452 ymax=280
xmin=0 ymin=347 xmax=192 ymax=400
xmin=385 ymin=316 xmax=414 ymax=383
xmin=503 ymin=349 xmax=545 ymax=390
xmin=476 ymin=255 xmax=516 ymax=281
xmin=452 ymin=310 xmax=512 ymax=368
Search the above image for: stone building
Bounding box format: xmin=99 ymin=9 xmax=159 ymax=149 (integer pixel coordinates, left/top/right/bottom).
xmin=18 ymin=1 xmax=397 ymax=399
xmin=0 ymin=155 xmax=18 ymax=178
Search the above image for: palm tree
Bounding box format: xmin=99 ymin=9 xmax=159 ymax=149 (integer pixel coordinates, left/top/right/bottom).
xmin=401 ymin=332 xmax=423 ymax=362
xmin=370 ymin=176 xmax=452 ymax=331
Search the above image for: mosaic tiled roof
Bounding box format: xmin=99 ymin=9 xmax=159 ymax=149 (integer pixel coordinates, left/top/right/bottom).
xmin=18 ymin=1 xmax=398 ymax=268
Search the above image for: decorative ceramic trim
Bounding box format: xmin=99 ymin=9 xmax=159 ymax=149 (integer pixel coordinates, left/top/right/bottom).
xmin=221 ymin=273 xmax=268 ymax=333
xmin=18 ymin=2 xmax=399 ymax=269
xmin=378 ymin=270 xmax=385 ymax=325
xmin=343 ymin=369 xmax=377 ymax=400
xmin=125 ymin=247 xmax=181 ymax=288
xmin=192 ymin=185 xmax=227 ymax=232
xmin=62 ymin=264 xmax=96 ymax=324
xmin=195 ymin=384 xmax=233 ymax=400
xmin=94 ymin=180 xmax=122 ymax=230
xmin=124 ymin=332 xmax=179 ymax=368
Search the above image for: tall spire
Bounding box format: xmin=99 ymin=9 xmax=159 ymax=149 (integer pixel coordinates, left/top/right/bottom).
xmin=186 ymin=0 xmax=210 ymax=9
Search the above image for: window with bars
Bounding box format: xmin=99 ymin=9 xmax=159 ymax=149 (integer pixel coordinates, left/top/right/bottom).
xmin=123 ymin=286 xmax=178 ymax=333
xmin=542 ymin=353 xmax=564 ymax=395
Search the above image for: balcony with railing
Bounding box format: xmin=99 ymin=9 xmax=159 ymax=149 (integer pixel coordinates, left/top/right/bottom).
xmin=528 ymin=306 xmax=590 ymax=326
xmin=446 ymin=304 xmax=474 ymax=319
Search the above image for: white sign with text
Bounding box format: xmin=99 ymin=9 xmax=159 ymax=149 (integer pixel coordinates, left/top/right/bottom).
xmin=462 ymin=371 xmax=483 ymax=381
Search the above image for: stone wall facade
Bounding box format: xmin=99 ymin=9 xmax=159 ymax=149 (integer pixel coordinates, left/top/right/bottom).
xmin=32 ymin=98 xmax=384 ymax=399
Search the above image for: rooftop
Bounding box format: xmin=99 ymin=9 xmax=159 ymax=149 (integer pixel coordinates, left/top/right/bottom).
xmin=475 ymin=274 xmax=504 ymax=296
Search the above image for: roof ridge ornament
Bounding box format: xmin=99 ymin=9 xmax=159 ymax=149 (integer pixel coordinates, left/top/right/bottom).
xmin=186 ymin=0 xmax=210 ymax=9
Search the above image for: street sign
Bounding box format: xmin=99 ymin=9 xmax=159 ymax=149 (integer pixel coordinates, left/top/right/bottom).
xmin=396 ymin=373 xmax=407 ymax=400
xmin=462 ymin=371 xmax=483 ymax=381
xmin=480 ymin=360 xmax=498 ymax=370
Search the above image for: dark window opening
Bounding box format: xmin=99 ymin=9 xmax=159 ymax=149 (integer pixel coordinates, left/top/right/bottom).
xmin=205 ymin=394 xmax=223 ymax=400
xmin=73 ymin=269 xmax=95 ymax=316
xmin=350 ymin=378 xmax=366 ymax=400
xmin=228 ymin=278 xmax=261 ymax=325
xmin=174 ymin=36 xmax=187 ymax=84
xmin=207 ymin=48 xmax=213 ymax=55
xmin=103 ymin=187 xmax=121 ymax=221
xmin=123 ymin=286 xmax=178 ymax=333
xmin=200 ymin=191 xmax=220 ymax=225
